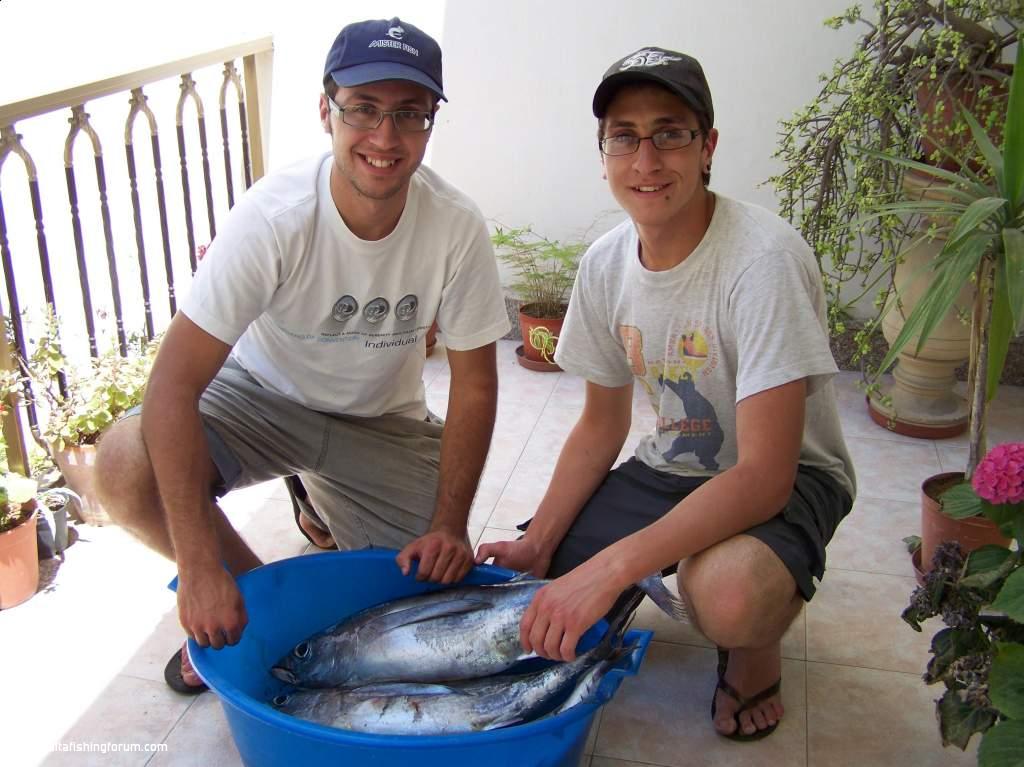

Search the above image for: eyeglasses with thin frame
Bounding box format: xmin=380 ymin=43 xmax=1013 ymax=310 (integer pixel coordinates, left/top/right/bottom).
xmin=325 ymin=94 xmax=434 ymax=133
xmin=599 ymin=128 xmax=703 ymax=156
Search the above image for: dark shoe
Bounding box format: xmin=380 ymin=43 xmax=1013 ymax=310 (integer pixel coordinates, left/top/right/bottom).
xmin=164 ymin=646 xmax=208 ymax=695
xmin=711 ymin=650 xmax=781 ymax=741
xmin=285 ymin=476 xmax=337 ymax=550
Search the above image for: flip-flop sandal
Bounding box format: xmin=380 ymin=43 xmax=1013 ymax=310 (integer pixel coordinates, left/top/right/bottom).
xmin=285 ymin=476 xmax=337 ymax=550
xmin=711 ymin=649 xmax=781 ymax=741
xmin=164 ymin=647 xmax=208 ymax=695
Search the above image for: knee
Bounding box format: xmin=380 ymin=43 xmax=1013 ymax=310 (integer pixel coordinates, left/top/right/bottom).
xmin=679 ymin=557 xmax=764 ymax=647
xmin=93 ymin=419 xmax=156 ymax=522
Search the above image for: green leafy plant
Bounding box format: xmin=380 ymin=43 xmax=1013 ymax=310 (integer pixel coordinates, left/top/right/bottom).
xmin=859 ymin=35 xmax=1023 ymax=479
xmin=23 ymin=309 xmax=159 ymax=451
xmin=492 ymin=225 xmax=586 ymax=319
xmin=903 ymin=442 xmax=1024 ymax=765
xmin=769 ymin=1 xmax=1019 ymax=359
xmin=0 ymin=471 xmax=38 ymax=533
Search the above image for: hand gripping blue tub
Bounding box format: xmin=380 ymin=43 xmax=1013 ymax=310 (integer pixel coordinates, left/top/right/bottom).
xmin=184 ymin=549 xmax=652 ymax=767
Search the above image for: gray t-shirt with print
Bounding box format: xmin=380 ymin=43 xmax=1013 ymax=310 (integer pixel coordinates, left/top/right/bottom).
xmin=554 ymin=195 xmax=856 ymax=501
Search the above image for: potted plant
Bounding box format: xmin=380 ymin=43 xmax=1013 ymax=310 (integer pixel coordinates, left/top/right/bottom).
xmin=24 ymin=309 xmax=158 ymax=525
xmin=862 ymin=35 xmax=1023 ymax=580
xmin=0 ymin=471 xmax=40 ymax=608
xmin=902 ymin=441 xmax=1024 ymax=765
xmin=492 ymin=225 xmax=586 ymax=372
xmin=769 ymin=0 xmax=1020 ymax=434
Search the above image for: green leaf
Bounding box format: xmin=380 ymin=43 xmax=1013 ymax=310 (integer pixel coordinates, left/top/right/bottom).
xmin=942 ymin=481 xmax=984 ymax=519
xmin=945 ymin=198 xmax=1007 ymax=253
xmin=981 ymin=500 xmax=1023 ymax=529
xmin=1003 ymin=228 xmax=1024 ymax=334
xmin=937 ymin=688 xmax=998 ymax=750
xmin=989 ymin=642 xmax=1024 ymax=720
xmin=989 ymin=266 xmax=1015 ymax=402
xmin=1003 ymin=38 xmax=1024 ymax=211
xmin=978 ymin=720 xmax=1024 ymax=767
xmin=990 ymin=567 xmax=1024 ymax=622
xmin=960 ymin=545 xmax=1014 ymax=589
xmin=962 ymin=107 xmax=1003 ymax=183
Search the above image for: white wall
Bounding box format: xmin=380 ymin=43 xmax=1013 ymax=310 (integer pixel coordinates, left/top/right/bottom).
xmin=431 ymin=0 xmax=861 ymax=248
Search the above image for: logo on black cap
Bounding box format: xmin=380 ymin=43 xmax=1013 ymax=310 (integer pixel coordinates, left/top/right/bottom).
xmin=387 ymin=25 xmax=405 ymax=40
xmin=620 ymin=49 xmax=682 ymax=70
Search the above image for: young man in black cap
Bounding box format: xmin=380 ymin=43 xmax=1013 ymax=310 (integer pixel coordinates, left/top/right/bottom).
xmin=478 ymin=48 xmax=855 ymax=740
xmin=96 ymin=18 xmax=509 ymax=694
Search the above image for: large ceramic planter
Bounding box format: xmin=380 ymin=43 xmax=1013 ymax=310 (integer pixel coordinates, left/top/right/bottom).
xmin=917 ymin=472 xmax=1011 ymax=581
xmin=0 ymin=510 xmax=39 ymax=609
xmin=868 ymin=169 xmax=972 ymax=438
xmin=517 ymin=303 xmax=565 ymax=373
xmin=52 ymin=443 xmax=111 ymax=526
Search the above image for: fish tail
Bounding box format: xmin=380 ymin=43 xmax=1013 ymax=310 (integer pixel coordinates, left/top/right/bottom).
xmin=636 ymin=573 xmax=690 ymax=622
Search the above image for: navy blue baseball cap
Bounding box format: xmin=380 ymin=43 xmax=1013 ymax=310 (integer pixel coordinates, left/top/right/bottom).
xmin=324 ymin=18 xmax=446 ymax=102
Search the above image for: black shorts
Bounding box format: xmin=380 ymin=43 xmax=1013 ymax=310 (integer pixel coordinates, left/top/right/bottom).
xmin=536 ymin=457 xmax=852 ymax=601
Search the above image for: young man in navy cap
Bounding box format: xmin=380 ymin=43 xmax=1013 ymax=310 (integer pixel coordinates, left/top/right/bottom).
xmin=96 ymin=18 xmax=509 ymax=694
xmin=478 ymin=48 xmax=855 ymax=740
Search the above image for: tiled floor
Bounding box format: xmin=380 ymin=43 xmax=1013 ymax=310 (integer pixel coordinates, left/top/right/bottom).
xmin=4 ymin=338 xmax=1021 ymax=766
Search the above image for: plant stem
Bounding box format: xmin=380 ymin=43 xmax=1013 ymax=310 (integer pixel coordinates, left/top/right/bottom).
xmin=966 ymin=255 xmax=994 ymax=481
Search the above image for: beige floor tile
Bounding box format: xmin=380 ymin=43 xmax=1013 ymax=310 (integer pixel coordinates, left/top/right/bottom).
xmin=806 ymin=662 xmax=977 ymax=766
xmin=594 ymin=642 xmax=806 ymax=767
xmin=806 ymin=568 xmax=933 ymax=673
xmin=37 ymin=676 xmax=195 ymax=767
xmin=827 ymin=495 xmax=920 ymax=577
xmin=843 ymin=437 xmax=941 ymax=503
xmin=833 ymin=372 xmax=933 ymax=446
xmin=936 ymin=443 xmax=968 ymax=475
xmin=149 ymin=692 xmax=243 ymax=767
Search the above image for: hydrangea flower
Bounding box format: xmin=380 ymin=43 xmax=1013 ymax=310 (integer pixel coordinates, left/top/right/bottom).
xmin=971 ymin=442 xmax=1024 ymax=505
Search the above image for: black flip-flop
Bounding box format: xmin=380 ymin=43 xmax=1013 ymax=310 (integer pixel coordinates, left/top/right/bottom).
xmin=285 ymin=476 xmax=337 ymax=550
xmin=164 ymin=647 xmax=208 ymax=695
xmin=711 ymin=649 xmax=781 ymax=741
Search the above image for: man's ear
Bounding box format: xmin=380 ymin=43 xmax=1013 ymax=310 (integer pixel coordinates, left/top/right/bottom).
xmin=320 ymin=94 xmax=332 ymax=135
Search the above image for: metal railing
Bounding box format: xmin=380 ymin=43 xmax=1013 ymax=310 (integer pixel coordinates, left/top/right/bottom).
xmin=0 ymin=38 xmax=274 ymax=475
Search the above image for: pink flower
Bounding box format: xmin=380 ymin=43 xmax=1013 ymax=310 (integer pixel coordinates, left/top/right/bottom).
xmin=972 ymin=442 xmax=1024 ymax=505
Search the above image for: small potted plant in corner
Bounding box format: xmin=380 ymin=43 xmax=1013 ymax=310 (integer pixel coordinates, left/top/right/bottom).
xmin=858 ymin=35 xmax=1023 ymax=580
xmin=770 ymin=1 xmax=1020 ymax=436
xmin=492 ymin=225 xmax=586 ymax=372
xmin=25 ymin=309 xmax=159 ymax=526
xmin=0 ymin=471 xmax=40 ymax=608
xmin=902 ymin=441 xmax=1024 ymax=765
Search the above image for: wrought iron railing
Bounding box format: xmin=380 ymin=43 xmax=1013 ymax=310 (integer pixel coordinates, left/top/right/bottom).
xmin=0 ymin=38 xmax=273 ymax=475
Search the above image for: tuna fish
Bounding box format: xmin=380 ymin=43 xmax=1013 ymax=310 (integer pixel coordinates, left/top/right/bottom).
xmin=271 ymin=629 xmax=635 ymax=734
xmin=271 ymin=573 xmax=685 ymax=689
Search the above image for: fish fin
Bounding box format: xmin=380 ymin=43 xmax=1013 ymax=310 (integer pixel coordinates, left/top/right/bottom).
xmin=514 ymin=650 xmax=539 ymax=662
xmin=636 ymin=573 xmax=690 ymax=622
xmin=368 ymin=598 xmax=494 ymax=633
xmin=350 ymin=682 xmax=465 ymax=697
xmin=481 ymin=714 xmax=525 ymax=730
xmin=507 ymin=571 xmax=539 ymax=582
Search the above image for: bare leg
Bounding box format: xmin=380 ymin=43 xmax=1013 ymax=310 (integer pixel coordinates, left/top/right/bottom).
xmin=678 ymin=534 xmax=801 ymax=738
xmin=95 ymin=418 xmax=263 ymax=686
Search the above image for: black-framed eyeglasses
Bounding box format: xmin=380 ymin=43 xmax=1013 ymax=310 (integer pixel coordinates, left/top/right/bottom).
xmin=326 ymin=95 xmax=434 ymax=133
xmin=599 ymin=129 xmax=703 ymax=156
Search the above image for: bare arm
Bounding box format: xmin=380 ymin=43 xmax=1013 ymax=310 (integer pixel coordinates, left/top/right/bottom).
xmin=396 ymin=342 xmax=499 ymax=583
xmin=142 ymin=312 xmax=241 ymax=647
xmin=476 ymin=380 xmax=633 ymax=575
xmin=523 ymin=377 xmax=807 ymax=660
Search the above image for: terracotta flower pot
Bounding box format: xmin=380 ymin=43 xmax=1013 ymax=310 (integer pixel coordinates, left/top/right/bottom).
xmin=52 ymin=443 xmax=112 ymax=526
xmin=0 ymin=510 xmax=39 ymax=609
xmin=517 ymin=304 xmax=566 ymax=372
xmin=919 ymin=472 xmax=1011 ymax=576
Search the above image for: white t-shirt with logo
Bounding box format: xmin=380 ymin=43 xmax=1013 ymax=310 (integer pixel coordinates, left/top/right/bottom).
xmin=182 ymin=153 xmax=510 ymax=419
xmin=554 ymin=195 xmax=856 ymax=501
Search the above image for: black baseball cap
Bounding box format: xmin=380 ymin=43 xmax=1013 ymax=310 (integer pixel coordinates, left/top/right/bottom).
xmin=323 ymin=17 xmax=446 ymax=101
xmin=593 ymin=47 xmax=713 ymax=126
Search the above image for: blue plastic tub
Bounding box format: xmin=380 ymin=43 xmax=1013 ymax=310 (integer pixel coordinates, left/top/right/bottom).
xmin=186 ymin=549 xmax=652 ymax=767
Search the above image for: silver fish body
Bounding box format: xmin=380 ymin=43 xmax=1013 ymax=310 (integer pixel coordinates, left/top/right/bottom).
xmin=272 ymin=580 xmax=543 ymax=689
xmin=271 ymin=574 xmax=684 ymax=689
xmin=273 ymin=643 xmax=624 ymax=735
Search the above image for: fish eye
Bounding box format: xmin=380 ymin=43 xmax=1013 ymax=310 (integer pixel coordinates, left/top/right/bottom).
xmin=272 ymin=694 xmax=290 ymax=706
xmin=293 ymin=641 xmax=311 ymax=659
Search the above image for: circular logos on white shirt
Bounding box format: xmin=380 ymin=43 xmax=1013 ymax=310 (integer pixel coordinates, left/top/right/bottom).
xmin=364 ymin=297 xmax=390 ymax=324
xmin=331 ymin=295 xmax=358 ymax=322
xmin=395 ymin=294 xmax=419 ymax=321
